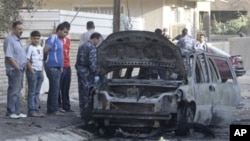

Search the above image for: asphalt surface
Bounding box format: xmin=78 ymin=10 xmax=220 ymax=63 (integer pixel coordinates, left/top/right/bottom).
xmin=0 ymin=93 xmax=87 ymax=141
xmin=0 ymin=74 xmax=250 ymax=141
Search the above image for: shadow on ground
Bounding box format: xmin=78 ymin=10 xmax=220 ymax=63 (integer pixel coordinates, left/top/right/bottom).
xmin=0 ymin=98 xmax=83 ymax=141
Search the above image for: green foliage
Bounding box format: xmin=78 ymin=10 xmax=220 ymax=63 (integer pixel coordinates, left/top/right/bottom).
xmin=226 ymin=15 xmax=248 ymax=34
xmin=211 ymin=13 xmax=249 ymax=35
xmin=0 ymin=0 xmax=43 ymax=35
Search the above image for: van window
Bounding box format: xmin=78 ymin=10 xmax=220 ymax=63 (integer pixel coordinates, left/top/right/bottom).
xmin=208 ymin=58 xmax=220 ymax=83
xmin=194 ymin=54 xmax=209 ymax=83
xmin=213 ymin=58 xmax=234 ymax=83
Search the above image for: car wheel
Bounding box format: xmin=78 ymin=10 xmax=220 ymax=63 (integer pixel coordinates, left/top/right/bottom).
xmin=96 ymin=120 xmax=116 ymax=137
xmin=175 ymin=102 xmax=195 ymax=136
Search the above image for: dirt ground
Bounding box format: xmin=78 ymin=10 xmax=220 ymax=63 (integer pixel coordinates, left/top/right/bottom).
xmin=0 ymin=97 xmax=84 ymax=141
xmin=0 ymin=75 xmax=250 ymax=141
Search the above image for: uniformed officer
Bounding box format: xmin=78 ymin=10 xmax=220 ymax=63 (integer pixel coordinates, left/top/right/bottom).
xmin=75 ymin=32 xmax=102 ymax=120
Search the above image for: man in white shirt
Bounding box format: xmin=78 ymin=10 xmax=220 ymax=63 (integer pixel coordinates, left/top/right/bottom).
xmin=26 ymin=30 xmax=44 ymax=117
xmin=79 ymin=21 xmax=95 ymax=46
xmin=195 ymin=33 xmax=208 ymax=52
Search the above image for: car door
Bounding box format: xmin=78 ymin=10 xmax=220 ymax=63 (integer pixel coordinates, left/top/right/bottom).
xmin=206 ymin=56 xmax=241 ymax=126
xmin=192 ymin=54 xmax=213 ymax=125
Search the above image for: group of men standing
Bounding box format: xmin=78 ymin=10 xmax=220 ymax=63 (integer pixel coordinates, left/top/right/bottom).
xmin=171 ymin=28 xmax=208 ymax=53
xmin=4 ymin=20 xmax=205 ymax=120
xmin=3 ymin=20 xmax=102 ymax=120
xmin=155 ymin=27 xmax=208 ymax=53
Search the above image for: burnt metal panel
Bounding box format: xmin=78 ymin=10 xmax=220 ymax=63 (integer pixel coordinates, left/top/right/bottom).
xmin=97 ymin=31 xmax=186 ymax=78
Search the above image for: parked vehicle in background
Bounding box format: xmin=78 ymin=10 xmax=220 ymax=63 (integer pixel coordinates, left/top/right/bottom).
xmin=207 ymin=45 xmax=246 ymax=81
xmin=89 ymin=31 xmax=241 ymax=136
xmin=230 ymin=55 xmax=246 ymax=76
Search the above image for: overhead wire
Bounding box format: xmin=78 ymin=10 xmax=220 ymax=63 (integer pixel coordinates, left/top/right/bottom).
xmin=140 ymin=0 xmax=144 ymax=19
xmin=126 ymin=0 xmax=133 ymax=30
xmin=70 ymin=0 xmax=85 ymax=24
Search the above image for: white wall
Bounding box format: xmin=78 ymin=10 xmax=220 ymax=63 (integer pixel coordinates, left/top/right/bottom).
xmin=208 ymin=42 xmax=230 ymax=54
xmin=20 ymin=9 xmax=144 ymax=38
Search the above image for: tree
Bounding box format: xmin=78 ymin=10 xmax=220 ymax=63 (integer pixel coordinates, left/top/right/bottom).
xmin=0 ymin=0 xmax=43 ymax=35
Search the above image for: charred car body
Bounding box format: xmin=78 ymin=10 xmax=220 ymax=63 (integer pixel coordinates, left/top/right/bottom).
xmin=90 ymin=31 xmax=241 ymax=135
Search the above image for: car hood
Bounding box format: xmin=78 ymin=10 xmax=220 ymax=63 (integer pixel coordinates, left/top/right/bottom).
xmin=97 ymin=31 xmax=186 ymax=77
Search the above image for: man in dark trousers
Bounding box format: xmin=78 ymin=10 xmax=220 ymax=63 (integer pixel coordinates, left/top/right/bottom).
xmin=58 ymin=21 xmax=74 ymax=113
xmin=75 ymin=32 xmax=102 ymax=121
xmin=44 ymin=22 xmax=69 ymax=115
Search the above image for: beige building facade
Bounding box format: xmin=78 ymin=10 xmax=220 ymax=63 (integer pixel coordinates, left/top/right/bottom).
xmin=41 ymin=0 xmax=211 ymax=38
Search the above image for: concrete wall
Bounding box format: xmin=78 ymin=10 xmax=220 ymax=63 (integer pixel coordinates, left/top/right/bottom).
xmin=229 ymin=37 xmax=250 ymax=71
xmin=0 ymin=38 xmax=80 ymax=102
xmin=208 ymin=41 xmax=230 ymax=54
xmin=209 ymin=37 xmax=250 ymax=72
xmin=139 ymin=0 xmax=164 ymax=31
xmin=0 ymin=39 xmax=11 ymax=103
xmin=210 ymin=35 xmax=239 ymax=42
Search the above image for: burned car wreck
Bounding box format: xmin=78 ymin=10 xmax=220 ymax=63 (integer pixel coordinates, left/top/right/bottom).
xmin=90 ymin=31 xmax=241 ymax=136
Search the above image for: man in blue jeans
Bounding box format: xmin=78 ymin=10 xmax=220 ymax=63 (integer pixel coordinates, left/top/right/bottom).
xmin=4 ymin=21 xmax=27 ymax=119
xmin=44 ymin=23 xmax=69 ymax=115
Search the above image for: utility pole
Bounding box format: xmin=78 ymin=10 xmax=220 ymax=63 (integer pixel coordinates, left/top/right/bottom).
xmin=112 ymin=0 xmax=121 ymax=78
xmin=113 ymin=0 xmax=120 ymax=32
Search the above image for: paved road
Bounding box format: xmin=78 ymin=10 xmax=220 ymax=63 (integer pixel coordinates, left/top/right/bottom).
xmin=1 ymin=74 xmax=250 ymax=141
